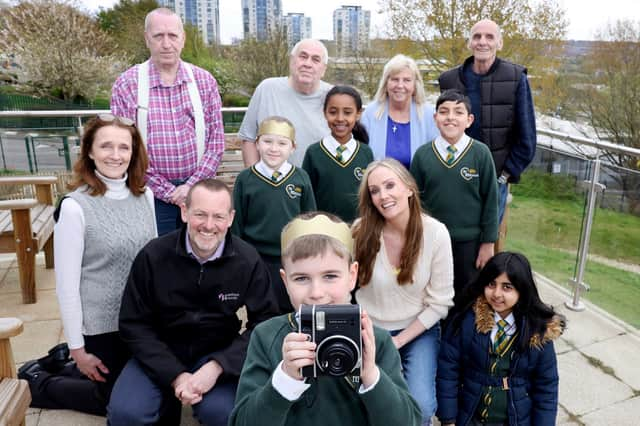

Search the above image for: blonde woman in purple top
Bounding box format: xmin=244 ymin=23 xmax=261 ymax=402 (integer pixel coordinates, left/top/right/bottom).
xmin=361 ymin=54 xmax=439 ymax=169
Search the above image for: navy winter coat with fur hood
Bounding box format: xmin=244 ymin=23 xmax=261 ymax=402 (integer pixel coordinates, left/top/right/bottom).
xmin=436 ymin=298 xmax=565 ymax=426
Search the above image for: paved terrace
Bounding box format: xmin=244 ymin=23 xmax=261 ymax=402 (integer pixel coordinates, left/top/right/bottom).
xmin=1 ymin=254 xmax=639 ymax=425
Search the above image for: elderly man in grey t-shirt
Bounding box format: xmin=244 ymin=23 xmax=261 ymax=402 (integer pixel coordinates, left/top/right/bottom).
xmin=239 ymin=39 xmax=332 ymax=167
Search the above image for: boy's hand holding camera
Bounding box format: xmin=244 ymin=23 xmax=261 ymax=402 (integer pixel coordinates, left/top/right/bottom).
xmin=281 ymin=310 xmax=380 ymax=388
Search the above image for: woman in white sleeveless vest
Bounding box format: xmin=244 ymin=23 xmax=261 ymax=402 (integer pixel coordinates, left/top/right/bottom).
xmin=18 ymin=114 xmax=157 ymax=415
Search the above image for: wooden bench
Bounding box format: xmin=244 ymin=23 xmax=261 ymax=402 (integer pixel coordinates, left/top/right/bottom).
xmin=217 ymin=136 xmax=245 ymax=189
xmin=0 ymin=317 xmax=31 ymax=426
xmin=0 ymin=176 xmax=57 ymax=304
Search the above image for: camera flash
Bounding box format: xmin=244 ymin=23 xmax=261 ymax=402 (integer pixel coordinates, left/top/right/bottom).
xmin=316 ymin=310 xmax=326 ymax=331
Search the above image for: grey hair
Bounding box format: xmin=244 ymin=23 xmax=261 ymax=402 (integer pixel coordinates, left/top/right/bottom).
xmin=290 ymin=39 xmax=329 ymax=64
xmin=144 ymin=8 xmax=184 ymax=33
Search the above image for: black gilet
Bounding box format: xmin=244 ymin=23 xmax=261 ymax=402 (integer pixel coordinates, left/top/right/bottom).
xmin=438 ymin=56 xmax=525 ymax=176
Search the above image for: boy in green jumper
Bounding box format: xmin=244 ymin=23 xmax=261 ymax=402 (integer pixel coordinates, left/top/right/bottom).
xmin=232 ymin=116 xmax=316 ymax=313
xmin=229 ymin=213 xmax=421 ymax=426
xmin=410 ymin=89 xmax=498 ymax=303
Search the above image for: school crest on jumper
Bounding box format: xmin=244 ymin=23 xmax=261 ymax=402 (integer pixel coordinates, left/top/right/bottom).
xmin=354 ymin=167 xmax=364 ymax=181
xmin=460 ymin=167 xmax=479 ymax=181
xmin=286 ymin=184 xmax=303 ymax=199
xmin=343 ymin=374 xmax=360 ymax=390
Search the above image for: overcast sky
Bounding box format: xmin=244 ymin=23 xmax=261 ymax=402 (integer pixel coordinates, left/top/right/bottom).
xmin=74 ymin=0 xmax=640 ymax=43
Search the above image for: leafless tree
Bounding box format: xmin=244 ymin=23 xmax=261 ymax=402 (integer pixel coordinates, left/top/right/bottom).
xmin=0 ymin=0 xmax=128 ymax=101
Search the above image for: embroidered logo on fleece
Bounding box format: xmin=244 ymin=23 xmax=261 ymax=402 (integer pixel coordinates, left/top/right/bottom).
xmin=218 ymin=292 xmax=240 ymax=302
xmin=460 ymin=167 xmax=479 ymax=181
xmin=286 ymin=184 xmax=303 ymax=199
xmin=354 ymin=167 xmax=364 ymax=181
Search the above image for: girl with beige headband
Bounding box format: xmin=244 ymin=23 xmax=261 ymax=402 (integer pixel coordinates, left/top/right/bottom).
xmin=231 ymin=116 xmax=317 ymax=313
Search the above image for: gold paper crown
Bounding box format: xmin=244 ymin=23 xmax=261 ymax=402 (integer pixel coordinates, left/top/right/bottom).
xmin=281 ymin=215 xmax=353 ymax=254
xmin=257 ymin=119 xmax=296 ymax=144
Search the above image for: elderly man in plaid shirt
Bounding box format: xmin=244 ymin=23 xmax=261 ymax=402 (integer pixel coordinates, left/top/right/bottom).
xmin=111 ymin=7 xmax=225 ymax=235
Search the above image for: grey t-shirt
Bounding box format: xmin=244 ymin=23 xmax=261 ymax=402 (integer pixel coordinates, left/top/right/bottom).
xmin=238 ymin=77 xmax=332 ymax=166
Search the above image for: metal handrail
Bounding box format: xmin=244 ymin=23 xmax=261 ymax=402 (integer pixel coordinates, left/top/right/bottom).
xmin=0 ymin=107 xmax=249 ymax=118
xmin=2 ymin=110 xmax=639 ymax=312
xmin=536 ymin=129 xmax=638 ymax=311
xmin=0 ymin=108 xmax=249 ymax=136
xmin=537 ymin=128 xmax=640 ymax=158
xmin=2 ymin=110 xmax=640 ymax=156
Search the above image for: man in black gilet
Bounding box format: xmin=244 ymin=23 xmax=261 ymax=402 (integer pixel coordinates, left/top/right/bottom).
xmin=439 ymin=19 xmax=537 ymax=225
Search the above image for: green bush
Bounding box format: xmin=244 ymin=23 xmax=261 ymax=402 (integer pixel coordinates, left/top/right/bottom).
xmin=222 ymin=93 xmax=250 ymax=107
xmin=91 ymin=97 xmax=110 ymax=109
xmin=512 ymin=169 xmax=581 ymax=201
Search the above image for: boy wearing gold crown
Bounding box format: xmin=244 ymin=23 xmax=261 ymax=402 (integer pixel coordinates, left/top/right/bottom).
xmin=229 ymin=212 xmax=421 ymax=426
xmin=232 ymin=116 xmax=317 ymax=313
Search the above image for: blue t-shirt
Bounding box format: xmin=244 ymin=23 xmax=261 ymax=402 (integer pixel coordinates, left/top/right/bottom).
xmin=385 ymin=116 xmax=411 ymax=169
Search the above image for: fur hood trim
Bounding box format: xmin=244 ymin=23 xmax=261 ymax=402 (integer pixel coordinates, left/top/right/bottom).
xmin=473 ymin=297 xmax=565 ymax=349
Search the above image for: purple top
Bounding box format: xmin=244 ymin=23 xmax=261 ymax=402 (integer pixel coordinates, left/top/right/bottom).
xmin=385 ymin=116 xmax=412 ymax=169
xmin=185 ymin=232 xmax=226 ymax=264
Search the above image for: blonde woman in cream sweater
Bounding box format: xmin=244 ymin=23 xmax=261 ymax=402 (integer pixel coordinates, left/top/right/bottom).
xmin=353 ymin=158 xmax=454 ymax=426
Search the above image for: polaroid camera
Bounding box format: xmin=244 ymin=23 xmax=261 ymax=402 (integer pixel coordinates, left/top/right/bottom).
xmin=297 ymin=304 xmax=362 ymax=378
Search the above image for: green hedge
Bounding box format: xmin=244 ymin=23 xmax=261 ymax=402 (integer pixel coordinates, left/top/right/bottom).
xmin=0 ymin=91 xmax=105 ymax=129
xmin=511 ymin=169 xmax=581 ymax=202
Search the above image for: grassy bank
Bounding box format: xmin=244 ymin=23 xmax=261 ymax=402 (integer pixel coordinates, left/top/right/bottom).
xmin=508 ymin=190 xmax=640 ymax=265
xmin=505 ymin=238 xmax=640 ymax=328
xmin=505 ymin=191 xmax=640 ymax=328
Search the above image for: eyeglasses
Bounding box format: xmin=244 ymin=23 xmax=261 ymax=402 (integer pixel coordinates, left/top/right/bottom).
xmin=97 ymin=113 xmax=135 ymax=127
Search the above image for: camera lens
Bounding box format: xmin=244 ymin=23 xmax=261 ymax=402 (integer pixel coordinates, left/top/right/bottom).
xmin=317 ymin=338 xmax=359 ymax=377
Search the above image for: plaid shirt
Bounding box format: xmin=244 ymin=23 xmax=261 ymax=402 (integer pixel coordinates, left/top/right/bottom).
xmin=111 ymin=60 xmax=225 ymax=202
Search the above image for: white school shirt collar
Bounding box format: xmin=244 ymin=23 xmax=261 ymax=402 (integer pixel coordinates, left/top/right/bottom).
xmin=321 ymin=134 xmax=357 ymax=162
xmin=255 ymin=160 xmax=293 ymax=182
xmin=490 ymin=311 xmax=517 ymax=342
xmin=434 ymin=134 xmax=471 ymax=162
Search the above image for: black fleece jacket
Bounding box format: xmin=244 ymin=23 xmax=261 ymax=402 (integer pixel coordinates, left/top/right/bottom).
xmin=119 ymin=226 xmax=278 ymax=388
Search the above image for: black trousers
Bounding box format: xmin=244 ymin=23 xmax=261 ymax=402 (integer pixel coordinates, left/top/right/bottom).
xmin=452 ymin=239 xmax=481 ymax=306
xmin=30 ymin=331 xmax=130 ymax=416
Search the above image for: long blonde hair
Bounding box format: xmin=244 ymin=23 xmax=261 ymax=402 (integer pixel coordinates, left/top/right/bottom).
xmin=352 ymin=159 xmax=424 ymax=286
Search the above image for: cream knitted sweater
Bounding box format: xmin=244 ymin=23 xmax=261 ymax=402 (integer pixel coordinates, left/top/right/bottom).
xmin=355 ymin=214 xmax=455 ymax=331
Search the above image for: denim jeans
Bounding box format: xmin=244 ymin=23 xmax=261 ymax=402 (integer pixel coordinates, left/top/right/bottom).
xmin=154 ymin=198 xmax=183 ymax=236
xmin=154 ymin=179 xmax=187 ymax=236
xmin=498 ymin=182 xmax=509 ymax=225
xmin=391 ymin=323 xmax=440 ymax=425
xmin=108 ymin=357 xmax=237 ymax=426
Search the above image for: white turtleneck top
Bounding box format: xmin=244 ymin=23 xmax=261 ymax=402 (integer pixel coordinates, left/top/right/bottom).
xmin=54 ymin=172 xmax=156 ymax=349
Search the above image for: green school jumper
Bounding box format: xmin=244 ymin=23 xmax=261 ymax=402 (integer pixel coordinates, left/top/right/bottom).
xmin=302 ymin=141 xmax=373 ymax=223
xmin=410 ymin=139 xmax=499 ymax=243
xmin=232 ymin=166 xmax=317 ymax=257
xmin=229 ymin=314 xmax=422 ymax=426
